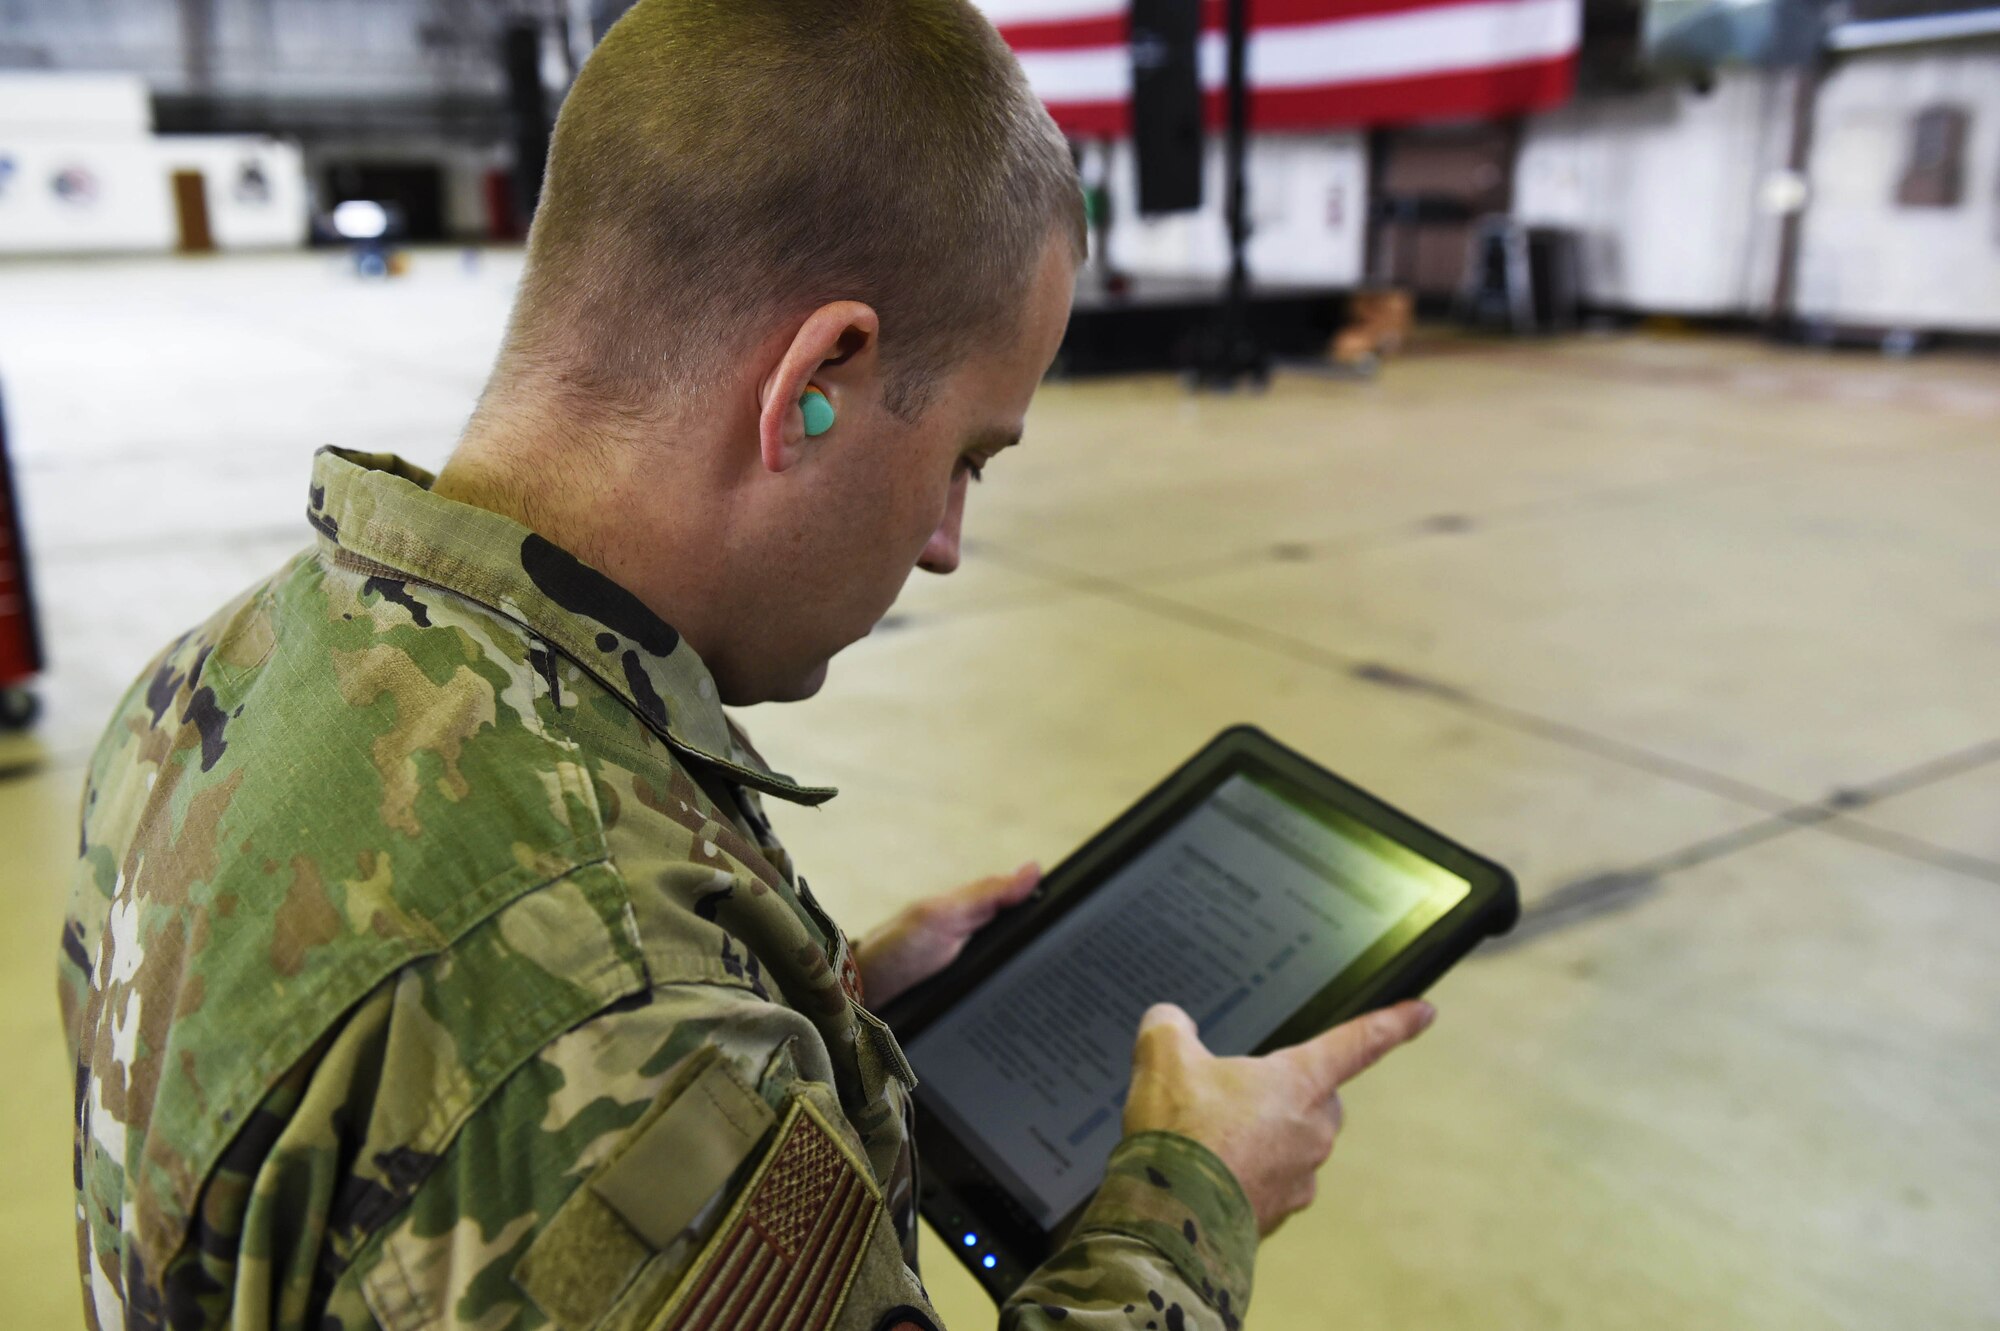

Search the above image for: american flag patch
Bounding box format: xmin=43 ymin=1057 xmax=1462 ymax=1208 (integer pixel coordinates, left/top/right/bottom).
xmin=655 ymin=1096 xmax=882 ymax=1331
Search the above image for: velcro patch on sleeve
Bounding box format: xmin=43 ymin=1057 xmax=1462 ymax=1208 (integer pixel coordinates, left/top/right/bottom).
xmin=648 ymin=1095 xmax=882 ymax=1331
xmin=594 ymin=1053 xmax=776 ymax=1250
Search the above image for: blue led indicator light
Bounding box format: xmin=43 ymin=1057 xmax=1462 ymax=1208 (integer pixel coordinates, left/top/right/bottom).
xmin=982 ymin=1255 xmax=998 ymax=1270
xmin=962 ymin=1232 xmax=978 ymax=1247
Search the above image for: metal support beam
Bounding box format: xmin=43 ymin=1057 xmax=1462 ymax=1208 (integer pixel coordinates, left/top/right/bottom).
xmin=1193 ymin=0 xmax=1268 ymax=389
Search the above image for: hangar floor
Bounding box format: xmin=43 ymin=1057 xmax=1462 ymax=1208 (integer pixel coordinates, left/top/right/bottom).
xmin=2 ymin=250 xmax=1996 ymax=1329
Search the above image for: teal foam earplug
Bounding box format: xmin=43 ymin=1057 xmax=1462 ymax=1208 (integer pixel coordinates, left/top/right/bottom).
xmin=801 ymin=387 xmax=836 ymax=438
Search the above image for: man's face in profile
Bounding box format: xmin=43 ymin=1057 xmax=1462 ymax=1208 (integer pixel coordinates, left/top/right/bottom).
xmin=752 ymin=234 xmax=1078 ymax=703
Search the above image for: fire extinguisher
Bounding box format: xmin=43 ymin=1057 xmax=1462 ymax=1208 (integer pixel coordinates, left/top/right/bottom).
xmin=0 ymin=378 xmax=44 ymax=731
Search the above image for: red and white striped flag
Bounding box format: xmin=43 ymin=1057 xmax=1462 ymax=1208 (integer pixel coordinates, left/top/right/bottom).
xmin=976 ymin=0 xmax=1580 ymax=135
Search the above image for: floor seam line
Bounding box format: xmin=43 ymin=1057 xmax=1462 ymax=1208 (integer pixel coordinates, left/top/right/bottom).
xmin=973 ymin=546 xmax=2000 ymax=907
xmin=1007 ymin=423 xmax=1999 ymax=604
xmin=1822 ymin=737 xmax=2000 ymax=809
xmin=1485 ymin=810 xmax=1816 ymax=951
xmin=978 ymin=544 xmax=1803 ymax=815
xmin=1811 ymin=818 xmax=2000 ymax=884
xmin=1491 ymin=798 xmax=2000 ymax=951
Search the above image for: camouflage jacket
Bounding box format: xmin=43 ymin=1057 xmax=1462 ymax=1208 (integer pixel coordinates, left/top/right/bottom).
xmin=59 ymin=448 xmax=1258 ymax=1331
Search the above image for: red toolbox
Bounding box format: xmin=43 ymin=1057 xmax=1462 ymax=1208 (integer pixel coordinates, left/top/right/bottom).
xmin=0 ymin=381 xmax=43 ymax=729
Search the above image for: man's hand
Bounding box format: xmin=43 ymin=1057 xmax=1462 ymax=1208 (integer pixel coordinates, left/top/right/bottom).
xmin=1122 ymin=999 xmax=1436 ymax=1235
xmin=853 ymin=863 xmax=1041 ymax=1008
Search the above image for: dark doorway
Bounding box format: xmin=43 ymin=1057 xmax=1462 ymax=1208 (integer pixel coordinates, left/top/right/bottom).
xmin=324 ymin=162 xmax=447 ymax=241
xmin=171 ymin=170 xmax=214 ymax=252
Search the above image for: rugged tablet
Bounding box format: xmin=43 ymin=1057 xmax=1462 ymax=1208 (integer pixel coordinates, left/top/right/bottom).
xmin=878 ymin=725 xmax=1519 ymax=1299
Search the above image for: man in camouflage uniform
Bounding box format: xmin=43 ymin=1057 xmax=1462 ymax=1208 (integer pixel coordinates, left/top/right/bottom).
xmin=60 ymin=3 xmax=1434 ymax=1329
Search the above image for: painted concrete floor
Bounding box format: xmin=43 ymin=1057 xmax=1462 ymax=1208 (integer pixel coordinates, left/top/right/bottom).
xmin=2 ymin=250 xmax=1996 ymax=1329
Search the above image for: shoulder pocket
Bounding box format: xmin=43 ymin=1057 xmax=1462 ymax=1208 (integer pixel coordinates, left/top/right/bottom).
xmin=514 ymin=1048 xmax=776 ymax=1331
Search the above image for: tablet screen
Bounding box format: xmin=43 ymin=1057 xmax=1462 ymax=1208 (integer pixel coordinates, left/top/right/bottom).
xmin=903 ymin=770 xmax=1471 ymax=1230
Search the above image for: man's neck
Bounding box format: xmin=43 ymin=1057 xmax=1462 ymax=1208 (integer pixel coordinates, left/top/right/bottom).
xmin=438 ymin=387 xmax=605 ymax=539
xmin=434 ymin=380 xmax=750 ymax=681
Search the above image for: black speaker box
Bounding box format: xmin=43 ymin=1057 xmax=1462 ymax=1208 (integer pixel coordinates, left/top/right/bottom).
xmin=1129 ymin=0 xmax=1205 ymax=215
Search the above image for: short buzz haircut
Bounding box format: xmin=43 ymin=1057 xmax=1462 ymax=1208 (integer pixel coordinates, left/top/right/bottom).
xmin=502 ymin=0 xmax=1086 ymax=420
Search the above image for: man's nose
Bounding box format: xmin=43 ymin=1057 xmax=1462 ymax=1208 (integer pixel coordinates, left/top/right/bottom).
xmin=918 ymin=490 xmax=964 ymax=575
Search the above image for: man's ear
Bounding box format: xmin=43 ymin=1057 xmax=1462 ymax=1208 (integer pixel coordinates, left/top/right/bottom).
xmin=756 ymin=301 xmax=881 ymax=474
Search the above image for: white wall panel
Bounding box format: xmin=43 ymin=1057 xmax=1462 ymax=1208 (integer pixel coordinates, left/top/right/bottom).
xmin=0 ymin=139 xmax=177 ymax=254
xmin=0 ymin=133 xmax=307 ymax=255
xmin=1102 ymin=133 xmax=1369 ymax=286
xmin=1515 ymin=70 xmax=1794 ymax=315
xmin=1796 ymin=46 xmax=2000 ymax=332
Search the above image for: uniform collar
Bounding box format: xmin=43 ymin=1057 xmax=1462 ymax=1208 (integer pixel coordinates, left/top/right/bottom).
xmin=307 ymin=447 xmax=835 ymax=806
